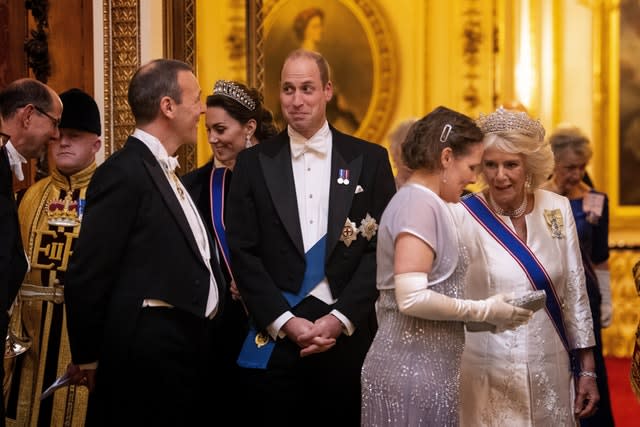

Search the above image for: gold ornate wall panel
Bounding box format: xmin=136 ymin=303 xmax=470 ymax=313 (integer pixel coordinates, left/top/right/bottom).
xmin=102 ymin=0 xmax=140 ymax=157
xmin=603 ymin=248 xmax=640 ymax=357
xmin=164 ymin=0 xmax=197 ymax=172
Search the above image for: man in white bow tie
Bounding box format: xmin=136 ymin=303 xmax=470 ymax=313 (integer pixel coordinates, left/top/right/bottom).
xmin=63 ymin=59 xmax=226 ymax=426
xmin=226 ymin=49 xmax=396 ymax=426
xmin=0 ymin=78 xmax=61 ymax=427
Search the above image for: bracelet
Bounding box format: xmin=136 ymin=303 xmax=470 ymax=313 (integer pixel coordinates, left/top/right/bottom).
xmin=578 ymin=371 xmax=598 ymax=379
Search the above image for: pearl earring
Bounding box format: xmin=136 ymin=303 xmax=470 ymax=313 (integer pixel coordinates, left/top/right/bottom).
xmin=245 ymin=134 xmax=253 ymax=148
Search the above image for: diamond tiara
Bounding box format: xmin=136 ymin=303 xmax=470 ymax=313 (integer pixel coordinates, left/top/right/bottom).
xmin=213 ymin=80 xmax=256 ymax=111
xmin=476 ymin=107 xmax=545 ymax=141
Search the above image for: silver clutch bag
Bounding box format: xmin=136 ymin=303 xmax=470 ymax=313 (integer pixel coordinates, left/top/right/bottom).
xmin=465 ymin=290 xmax=547 ymax=332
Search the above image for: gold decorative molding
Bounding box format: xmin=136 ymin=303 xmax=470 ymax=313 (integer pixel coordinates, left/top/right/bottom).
xmin=102 ymin=0 xmax=140 ymax=157
xmin=163 ymin=0 xmax=197 ymax=172
xmin=462 ymin=0 xmax=483 ymax=110
xmin=247 ymin=0 xmax=265 ymax=92
xmin=602 ymin=248 xmax=640 ymax=357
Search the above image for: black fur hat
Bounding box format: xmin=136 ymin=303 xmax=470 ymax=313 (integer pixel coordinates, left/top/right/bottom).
xmin=59 ymin=88 xmax=101 ymax=135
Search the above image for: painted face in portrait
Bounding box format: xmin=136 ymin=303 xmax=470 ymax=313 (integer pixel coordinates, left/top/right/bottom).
xmin=553 ymin=149 xmax=588 ymax=195
xmin=51 ymin=128 xmax=101 ymax=176
xmin=173 ymin=70 xmax=205 ymax=145
xmin=304 ymin=15 xmax=324 ymax=49
xmin=205 ymin=105 xmax=255 ymax=169
xmin=440 ymin=142 xmax=484 ymax=203
xmin=481 ymin=146 xmax=528 ymax=210
xmin=280 ymin=56 xmax=333 ymax=139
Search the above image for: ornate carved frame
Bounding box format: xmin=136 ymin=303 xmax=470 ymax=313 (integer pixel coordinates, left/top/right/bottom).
xmin=247 ymin=0 xmax=399 ymax=145
xmin=102 ymin=0 xmax=197 ymax=171
xmin=592 ymin=0 xmax=640 ymax=231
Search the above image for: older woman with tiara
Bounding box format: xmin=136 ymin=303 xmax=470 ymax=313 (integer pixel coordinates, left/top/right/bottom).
xmin=182 ymin=79 xmax=278 ymax=415
xmin=450 ymin=107 xmax=599 ymax=426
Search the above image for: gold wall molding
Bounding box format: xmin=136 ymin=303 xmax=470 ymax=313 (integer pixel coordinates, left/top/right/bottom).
xmin=102 ymin=0 xmax=140 ymax=157
xmin=462 ymin=0 xmax=484 ymax=111
xmin=602 ymin=248 xmax=640 ymax=357
xmin=164 ymin=0 xmax=197 ymax=172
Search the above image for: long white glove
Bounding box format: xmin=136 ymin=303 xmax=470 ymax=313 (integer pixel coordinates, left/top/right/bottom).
xmin=595 ymin=269 xmax=613 ymax=328
xmin=394 ymin=272 xmax=532 ymax=329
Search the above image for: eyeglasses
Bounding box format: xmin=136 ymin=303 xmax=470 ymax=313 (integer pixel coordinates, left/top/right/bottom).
xmin=33 ymin=105 xmax=61 ymax=128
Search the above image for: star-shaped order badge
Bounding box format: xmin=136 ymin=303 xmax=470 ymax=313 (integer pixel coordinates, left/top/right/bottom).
xmin=340 ymin=218 xmax=359 ymax=247
xmin=358 ymin=213 xmax=378 ymax=241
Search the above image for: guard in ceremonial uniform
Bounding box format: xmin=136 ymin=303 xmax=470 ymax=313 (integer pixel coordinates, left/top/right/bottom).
xmin=5 ymin=89 xmax=101 ymax=427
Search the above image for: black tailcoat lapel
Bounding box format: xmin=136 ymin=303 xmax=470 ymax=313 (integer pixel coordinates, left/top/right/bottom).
xmin=260 ymin=139 xmax=304 ymax=257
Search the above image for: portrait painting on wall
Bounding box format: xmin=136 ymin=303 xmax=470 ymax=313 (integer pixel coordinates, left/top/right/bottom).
xmin=254 ymin=0 xmax=398 ymax=144
xmin=264 ymin=0 xmax=371 ymax=135
xmin=619 ymin=0 xmax=640 ymax=205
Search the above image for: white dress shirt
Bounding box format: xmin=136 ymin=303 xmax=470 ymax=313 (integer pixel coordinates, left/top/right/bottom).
xmin=5 ymin=140 xmax=27 ymax=181
xmin=267 ymin=121 xmax=354 ymax=338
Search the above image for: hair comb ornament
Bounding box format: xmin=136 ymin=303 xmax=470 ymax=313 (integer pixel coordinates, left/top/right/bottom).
xmin=440 ymin=124 xmax=452 ymax=143
xmin=476 ymin=107 xmax=545 ymax=141
xmin=213 ymin=80 xmax=256 ymax=111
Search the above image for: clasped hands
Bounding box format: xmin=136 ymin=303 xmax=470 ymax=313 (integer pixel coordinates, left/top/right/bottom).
xmin=282 ymin=315 xmax=343 ymax=357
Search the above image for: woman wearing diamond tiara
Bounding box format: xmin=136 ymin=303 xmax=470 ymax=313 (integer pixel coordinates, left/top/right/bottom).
xmin=361 ymin=106 xmax=532 ymax=426
xmin=450 ymin=107 xmax=599 ymax=425
xmin=182 ymin=79 xmax=278 ymax=415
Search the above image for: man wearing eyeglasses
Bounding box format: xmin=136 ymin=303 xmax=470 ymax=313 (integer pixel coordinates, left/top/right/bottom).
xmin=0 ymin=78 xmax=61 ymax=426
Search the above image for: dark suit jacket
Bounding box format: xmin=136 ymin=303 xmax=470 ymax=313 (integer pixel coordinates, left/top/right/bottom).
xmin=182 ymin=162 xmax=248 ymax=365
xmin=0 ymin=146 xmax=27 ymax=317
xmin=226 ymin=126 xmax=396 ymax=362
xmin=65 ymin=137 xmax=226 ymax=366
xmin=0 ymin=146 xmax=27 ymax=425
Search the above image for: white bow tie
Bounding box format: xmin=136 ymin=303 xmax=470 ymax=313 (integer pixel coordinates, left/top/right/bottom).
xmin=290 ymin=139 xmax=328 ymax=159
xmin=160 ymin=156 xmax=180 ymax=173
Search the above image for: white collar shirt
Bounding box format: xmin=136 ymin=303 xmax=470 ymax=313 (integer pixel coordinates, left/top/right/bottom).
xmin=133 ymin=128 xmax=218 ymax=317
xmin=5 ymin=140 xmax=27 ymax=181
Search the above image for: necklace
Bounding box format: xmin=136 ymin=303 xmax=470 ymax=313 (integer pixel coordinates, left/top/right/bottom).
xmin=488 ymin=193 xmax=528 ymax=218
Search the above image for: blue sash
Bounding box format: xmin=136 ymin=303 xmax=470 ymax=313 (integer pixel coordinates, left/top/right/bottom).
xmin=460 ymin=194 xmax=573 ymax=358
xmin=210 ymin=167 xmax=233 ymax=280
xmin=237 ymin=235 xmax=327 ymax=369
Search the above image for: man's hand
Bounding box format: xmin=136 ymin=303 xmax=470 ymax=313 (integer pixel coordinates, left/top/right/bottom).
xmin=297 ymin=314 xmax=342 ymax=357
xmin=229 ymin=280 xmax=242 ymax=301
xmin=66 ymin=363 xmax=97 ymax=392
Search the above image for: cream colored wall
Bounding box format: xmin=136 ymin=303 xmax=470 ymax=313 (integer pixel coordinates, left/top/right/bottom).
xmin=379 ymin=0 xmax=427 ymax=144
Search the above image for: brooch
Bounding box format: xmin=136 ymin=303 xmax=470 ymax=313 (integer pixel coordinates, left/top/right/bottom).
xmin=543 ymin=209 xmax=564 ymax=239
xmin=340 ymin=218 xmax=359 ymax=247
xmin=358 ymin=213 xmax=378 ymax=241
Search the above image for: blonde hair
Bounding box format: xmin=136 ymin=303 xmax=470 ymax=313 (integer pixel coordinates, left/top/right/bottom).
xmin=481 ymin=131 xmax=554 ymax=191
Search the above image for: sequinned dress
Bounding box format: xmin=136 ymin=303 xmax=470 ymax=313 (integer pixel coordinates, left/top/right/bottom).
xmin=361 ymin=183 xmax=468 ymax=427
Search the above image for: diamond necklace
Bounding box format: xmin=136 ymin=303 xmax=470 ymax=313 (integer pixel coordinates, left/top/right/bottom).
xmin=488 ymin=193 xmax=528 ymax=218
